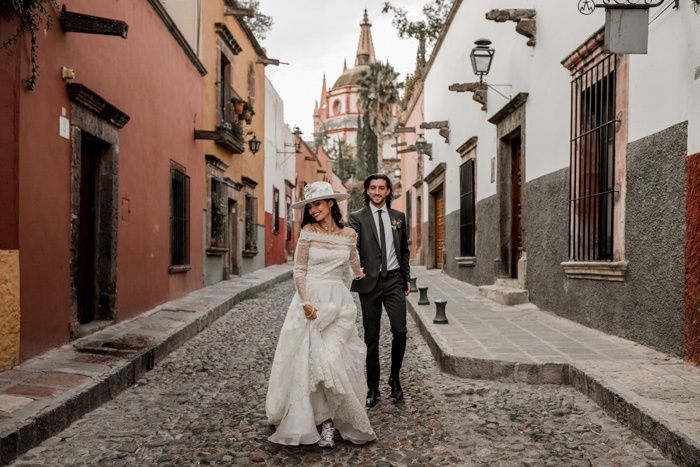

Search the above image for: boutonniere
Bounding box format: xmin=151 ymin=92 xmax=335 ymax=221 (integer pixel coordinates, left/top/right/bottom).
xmin=391 ymin=218 xmax=402 ymax=231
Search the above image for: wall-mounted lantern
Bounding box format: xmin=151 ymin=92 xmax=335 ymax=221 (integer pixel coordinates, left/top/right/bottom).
xmin=415 ymin=134 xmax=433 ymax=160
xmin=292 ymin=126 xmax=302 ymax=152
xmin=470 ymin=39 xmax=495 ymax=84
xmin=248 ymin=134 xmax=261 ymax=155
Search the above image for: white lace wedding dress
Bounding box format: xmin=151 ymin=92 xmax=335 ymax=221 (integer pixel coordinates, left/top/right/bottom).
xmin=265 ymin=226 xmax=376 ymax=445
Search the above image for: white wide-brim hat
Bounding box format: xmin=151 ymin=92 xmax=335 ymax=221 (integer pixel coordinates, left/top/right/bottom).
xmin=292 ymin=181 xmax=350 ymax=209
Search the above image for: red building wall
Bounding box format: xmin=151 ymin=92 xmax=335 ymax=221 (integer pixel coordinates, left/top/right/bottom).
xmin=265 ymin=212 xmax=287 ymax=266
xmin=2 ymin=1 xmax=205 ymax=360
xmin=686 ymin=153 xmax=700 ymax=365
xmin=0 ymin=38 xmax=20 ymax=251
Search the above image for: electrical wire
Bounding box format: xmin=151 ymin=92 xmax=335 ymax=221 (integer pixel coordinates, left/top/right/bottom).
xmin=648 ymin=0 xmax=676 ymax=24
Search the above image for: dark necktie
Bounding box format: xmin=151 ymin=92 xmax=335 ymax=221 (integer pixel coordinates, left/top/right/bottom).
xmin=377 ymin=209 xmax=388 ymax=278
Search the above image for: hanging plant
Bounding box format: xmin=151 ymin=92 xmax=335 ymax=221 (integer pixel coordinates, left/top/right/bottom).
xmin=0 ymin=0 xmax=54 ymax=90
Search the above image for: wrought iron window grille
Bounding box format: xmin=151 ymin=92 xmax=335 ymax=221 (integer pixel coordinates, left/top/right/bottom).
xmin=568 ymin=53 xmax=619 ymax=262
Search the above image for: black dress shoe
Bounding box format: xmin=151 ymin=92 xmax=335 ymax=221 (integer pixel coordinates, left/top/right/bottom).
xmin=366 ymin=387 xmax=380 ymax=408
xmin=388 ymin=377 xmax=404 ymax=402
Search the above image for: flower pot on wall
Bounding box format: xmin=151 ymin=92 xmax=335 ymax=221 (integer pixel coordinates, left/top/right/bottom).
xmin=233 ymin=101 xmax=244 ymax=115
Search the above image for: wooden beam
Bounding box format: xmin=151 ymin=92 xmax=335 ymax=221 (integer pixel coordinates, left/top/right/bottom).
xmin=395 ymin=127 xmax=415 ymax=134
xmin=256 ymin=57 xmax=290 ymax=66
xmin=420 ymin=121 xmax=448 ymax=130
xmin=59 ymin=6 xmax=128 ymax=38
xmin=448 ymin=82 xmax=484 ymax=93
xmin=224 ymin=6 xmax=255 ymax=17
xmin=391 ymin=142 xmax=407 ymax=148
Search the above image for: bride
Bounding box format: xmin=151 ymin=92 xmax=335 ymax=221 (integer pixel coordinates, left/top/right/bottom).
xmin=266 ymin=181 xmax=376 ymax=448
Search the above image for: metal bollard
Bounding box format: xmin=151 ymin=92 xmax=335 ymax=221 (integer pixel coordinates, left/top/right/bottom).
xmin=433 ymin=300 xmax=448 ymax=324
xmin=417 ymin=287 xmax=430 ymax=305
xmin=409 ymin=277 xmax=418 ymax=292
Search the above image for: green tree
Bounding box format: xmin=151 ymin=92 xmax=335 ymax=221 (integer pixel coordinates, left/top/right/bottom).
xmin=236 ymin=0 xmax=273 ymax=41
xmin=381 ymin=0 xmax=452 ymax=68
xmin=357 ymin=112 xmax=378 ymax=175
xmin=357 ymin=61 xmax=400 ymax=174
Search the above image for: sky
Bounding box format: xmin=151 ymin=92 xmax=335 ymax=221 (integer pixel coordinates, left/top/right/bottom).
xmin=259 ymin=0 xmax=427 ymax=136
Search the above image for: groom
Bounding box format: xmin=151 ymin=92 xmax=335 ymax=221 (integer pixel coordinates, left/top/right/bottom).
xmin=348 ymin=173 xmax=411 ymax=408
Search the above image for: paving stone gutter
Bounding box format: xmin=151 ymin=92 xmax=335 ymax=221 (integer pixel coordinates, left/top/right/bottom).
xmin=406 ymin=267 xmax=700 ymax=467
xmin=0 ymin=265 xmax=292 ymax=465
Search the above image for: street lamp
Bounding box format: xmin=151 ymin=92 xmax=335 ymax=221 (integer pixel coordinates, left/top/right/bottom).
xmin=393 ymin=168 xmax=401 ymax=179
xmin=415 ymin=133 xmax=432 ymax=160
xmin=470 ymin=39 xmax=495 ymax=84
xmin=248 ymin=134 xmax=261 ymax=155
xmin=292 ymin=125 xmax=302 ymax=152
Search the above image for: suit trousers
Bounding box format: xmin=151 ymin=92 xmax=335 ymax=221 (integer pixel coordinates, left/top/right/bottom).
xmin=359 ymin=270 xmax=407 ymax=390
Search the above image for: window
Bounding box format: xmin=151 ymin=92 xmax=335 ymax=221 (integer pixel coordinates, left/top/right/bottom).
xmin=272 ymin=187 xmax=280 ymax=234
xmin=210 ymin=178 xmax=226 ymax=248
xmin=245 ymin=194 xmax=258 ymax=252
xmin=405 ymin=189 xmax=412 ymax=242
xmin=460 ymin=159 xmax=476 ymax=257
xmin=170 ymin=164 xmax=190 ymax=269
xmin=220 ymin=53 xmax=232 ymax=124
xmin=569 ymin=53 xmax=616 ymax=261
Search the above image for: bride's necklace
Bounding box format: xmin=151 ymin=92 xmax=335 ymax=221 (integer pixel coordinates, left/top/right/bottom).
xmin=320 ymin=222 xmax=337 ymax=233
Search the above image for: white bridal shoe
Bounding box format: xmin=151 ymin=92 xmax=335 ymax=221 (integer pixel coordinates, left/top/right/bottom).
xmin=318 ymin=421 xmax=335 ymax=449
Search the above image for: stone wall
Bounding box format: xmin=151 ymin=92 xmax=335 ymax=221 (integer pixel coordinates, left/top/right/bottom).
xmin=525 ymin=122 xmax=687 ymax=356
xmin=0 ymin=250 xmax=20 ymax=371
xmin=444 ymin=195 xmax=498 ymax=286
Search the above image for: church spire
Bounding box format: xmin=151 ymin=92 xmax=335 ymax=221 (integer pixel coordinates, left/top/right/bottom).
xmin=355 ymin=9 xmax=376 ymax=66
xmin=320 ymin=73 xmax=328 ymax=103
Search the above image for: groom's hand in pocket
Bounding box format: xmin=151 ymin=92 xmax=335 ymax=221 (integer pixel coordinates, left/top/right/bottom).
xmin=405 ymin=282 xmax=411 ymax=296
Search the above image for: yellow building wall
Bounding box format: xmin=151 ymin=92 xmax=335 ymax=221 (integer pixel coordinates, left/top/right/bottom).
xmin=0 ymin=250 xmax=20 ymax=371
xmin=200 ymin=2 xmax=266 ymax=226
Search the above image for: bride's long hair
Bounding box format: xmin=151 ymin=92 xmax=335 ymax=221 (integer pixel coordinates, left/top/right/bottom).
xmin=300 ymin=200 xmax=345 ymax=230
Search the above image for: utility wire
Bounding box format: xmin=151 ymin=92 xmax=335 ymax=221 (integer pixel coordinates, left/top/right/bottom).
xmin=649 ymin=0 xmax=676 ymax=24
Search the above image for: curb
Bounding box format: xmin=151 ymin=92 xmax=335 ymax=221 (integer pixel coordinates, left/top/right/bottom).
xmin=0 ymin=269 xmax=292 ymax=465
xmin=406 ymin=299 xmax=700 ymax=467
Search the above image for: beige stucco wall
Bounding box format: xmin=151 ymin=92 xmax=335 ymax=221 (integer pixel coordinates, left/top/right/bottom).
xmin=0 ymin=250 xmax=20 ymax=371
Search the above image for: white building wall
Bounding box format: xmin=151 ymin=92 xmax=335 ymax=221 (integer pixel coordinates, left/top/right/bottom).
xmin=265 ymin=78 xmax=295 ymax=221
xmin=422 ymin=0 xmax=698 ymax=219
xmin=685 ymin=1 xmax=700 ymax=155
xmin=158 ymin=0 xmax=201 ymax=54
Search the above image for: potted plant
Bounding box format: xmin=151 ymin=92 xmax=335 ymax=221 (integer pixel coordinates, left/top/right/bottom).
xmin=232 ymin=98 xmax=244 ymax=116
xmin=243 ymin=102 xmax=254 ymax=124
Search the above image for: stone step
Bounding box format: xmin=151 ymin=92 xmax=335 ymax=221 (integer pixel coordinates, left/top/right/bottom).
xmin=495 ymin=277 xmax=521 ymax=288
xmin=478 ymin=284 xmax=529 ymax=306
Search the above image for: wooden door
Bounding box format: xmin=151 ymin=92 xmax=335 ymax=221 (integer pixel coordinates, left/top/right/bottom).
xmin=434 ymin=188 xmax=445 ymax=269
xmin=228 ymin=199 xmax=239 ymax=275
xmin=510 ymin=135 xmax=523 ymax=278
xmin=77 ymin=136 xmax=101 ymax=324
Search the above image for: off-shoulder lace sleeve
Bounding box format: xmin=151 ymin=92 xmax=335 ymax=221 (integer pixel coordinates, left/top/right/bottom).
xmin=293 ymin=233 xmax=311 ymax=304
xmin=347 ymin=229 xmax=365 ymax=280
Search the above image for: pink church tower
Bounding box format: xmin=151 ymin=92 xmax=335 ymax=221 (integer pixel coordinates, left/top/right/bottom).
xmin=313 ymin=9 xmax=377 ymax=147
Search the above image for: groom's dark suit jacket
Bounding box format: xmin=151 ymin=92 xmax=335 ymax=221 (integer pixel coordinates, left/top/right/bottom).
xmin=348 ymin=205 xmax=410 ymax=294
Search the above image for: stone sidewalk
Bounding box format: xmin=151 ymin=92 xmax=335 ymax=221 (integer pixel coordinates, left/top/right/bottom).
xmin=407 ymin=266 xmax=700 ymax=467
xmin=0 ymin=264 xmax=292 ymax=465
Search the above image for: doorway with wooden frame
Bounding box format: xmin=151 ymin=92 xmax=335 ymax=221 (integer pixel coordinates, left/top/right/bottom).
xmin=488 ymin=93 xmax=528 ymax=282
xmin=424 ymin=162 xmax=446 ymax=270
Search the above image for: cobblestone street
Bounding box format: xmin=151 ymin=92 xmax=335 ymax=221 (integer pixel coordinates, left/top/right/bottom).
xmin=11 ymin=281 xmax=674 ymax=466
